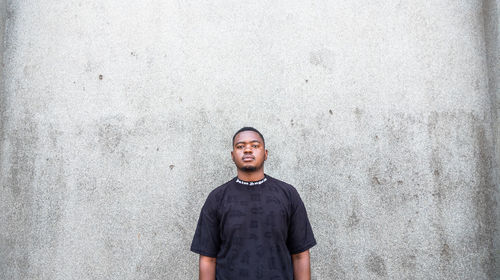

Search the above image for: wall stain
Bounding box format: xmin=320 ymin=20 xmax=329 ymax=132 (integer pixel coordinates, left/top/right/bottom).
xmin=401 ymin=254 xmax=417 ymax=270
xmin=367 ymin=112 xmax=424 ymax=213
xmin=365 ymin=252 xmax=387 ymax=276
xmin=426 ymin=110 xmax=498 ymax=276
xmin=347 ymin=210 xmax=360 ymax=228
xmin=354 ymin=107 xmax=362 ymax=122
xmin=5 ymin=110 xmax=38 ymax=279
xmin=427 ymin=111 xmax=452 ymax=275
xmin=440 ymin=242 xmax=451 ymax=262
xmin=309 ymin=48 xmax=335 ymax=71
xmin=98 ymin=120 xmax=123 ymax=154
xmin=346 ymin=192 xmax=362 ymax=230
xmin=371 ymin=176 xmax=383 ymax=186
xmin=472 ymin=124 xmax=496 ymax=277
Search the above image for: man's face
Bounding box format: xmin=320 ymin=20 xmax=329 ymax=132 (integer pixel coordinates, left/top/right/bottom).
xmin=231 ymin=131 xmax=268 ymax=172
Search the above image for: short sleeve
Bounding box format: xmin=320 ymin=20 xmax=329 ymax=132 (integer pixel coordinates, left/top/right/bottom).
xmin=286 ymin=188 xmax=316 ymax=254
xmin=190 ymin=192 xmax=220 ymax=257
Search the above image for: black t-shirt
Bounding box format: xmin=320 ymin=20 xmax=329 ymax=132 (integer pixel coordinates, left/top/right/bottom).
xmin=191 ymin=175 xmax=316 ymax=280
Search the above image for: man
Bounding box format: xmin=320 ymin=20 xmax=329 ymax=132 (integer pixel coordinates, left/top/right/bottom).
xmin=191 ymin=127 xmax=316 ymax=280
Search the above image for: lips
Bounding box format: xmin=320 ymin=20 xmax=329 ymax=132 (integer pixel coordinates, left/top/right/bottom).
xmin=242 ymin=156 xmax=255 ymax=161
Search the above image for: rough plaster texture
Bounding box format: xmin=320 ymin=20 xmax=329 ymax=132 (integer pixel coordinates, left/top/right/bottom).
xmin=483 ymin=0 xmax=500 ymax=276
xmin=0 ymin=0 xmax=6 ymax=153
xmin=1 ymin=1 xmax=499 ymax=279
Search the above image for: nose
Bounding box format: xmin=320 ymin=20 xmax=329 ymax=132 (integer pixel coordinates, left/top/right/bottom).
xmin=244 ymin=145 xmax=252 ymax=153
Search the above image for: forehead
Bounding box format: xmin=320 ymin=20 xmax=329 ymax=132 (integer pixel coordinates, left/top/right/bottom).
xmin=233 ymin=131 xmax=263 ymax=143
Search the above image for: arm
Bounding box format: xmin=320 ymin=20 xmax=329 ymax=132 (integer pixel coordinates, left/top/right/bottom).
xmin=199 ymin=255 xmax=216 ymax=280
xmin=292 ymin=250 xmax=311 ymax=280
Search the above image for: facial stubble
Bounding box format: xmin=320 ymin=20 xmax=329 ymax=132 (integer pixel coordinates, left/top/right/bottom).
xmin=240 ymin=166 xmax=257 ymax=172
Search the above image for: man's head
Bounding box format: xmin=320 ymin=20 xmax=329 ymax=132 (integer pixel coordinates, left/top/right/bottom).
xmin=232 ymin=127 xmax=265 ymax=148
xmin=231 ymin=127 xmax=268 ymax=173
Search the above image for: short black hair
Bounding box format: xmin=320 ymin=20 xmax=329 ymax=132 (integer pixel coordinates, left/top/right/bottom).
xmin=232 ymin=127 xmax=265 ymax=147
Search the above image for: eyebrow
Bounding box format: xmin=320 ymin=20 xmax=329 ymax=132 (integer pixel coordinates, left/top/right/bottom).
xmin=235 ymin=140 xmax=261 ymax=145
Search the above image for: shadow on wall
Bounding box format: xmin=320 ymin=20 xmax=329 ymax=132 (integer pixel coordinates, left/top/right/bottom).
xmin=481 ymin=0 xmax=500 ymax=278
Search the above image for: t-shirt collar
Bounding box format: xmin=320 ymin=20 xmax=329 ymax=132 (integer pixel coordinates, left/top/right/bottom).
xmin=235 ymin=176 xmax=267 ymax=186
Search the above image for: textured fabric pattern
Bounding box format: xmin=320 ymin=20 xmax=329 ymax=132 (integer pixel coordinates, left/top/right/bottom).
xmin=191 ymin=175 xmax=316 ymax=280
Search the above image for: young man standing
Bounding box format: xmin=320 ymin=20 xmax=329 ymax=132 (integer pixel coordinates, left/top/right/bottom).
xmin=191 ymin=127 xmax=316 ymax=280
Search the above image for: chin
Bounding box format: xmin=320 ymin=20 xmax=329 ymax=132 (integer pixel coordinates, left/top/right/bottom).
xmin=241 ymin=166 xmax=257 ymax=172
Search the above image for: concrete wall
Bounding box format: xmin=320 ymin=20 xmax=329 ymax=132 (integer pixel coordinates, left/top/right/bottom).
xmin=483 ymin=0 xmax=500 ymax=276
xmin=1 ymin=1 xmax=499 ymax=279
xmin=0 ymin=0 xmax=6 ymax=162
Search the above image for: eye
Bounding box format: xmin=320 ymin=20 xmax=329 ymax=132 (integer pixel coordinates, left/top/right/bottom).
xmin=236 ymin=145 xmax=244 ymax=149
xmin=252 ymin=144 xmax=258 ymax=148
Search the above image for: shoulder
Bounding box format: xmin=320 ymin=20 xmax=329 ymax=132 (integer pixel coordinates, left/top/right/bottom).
xmin=265 ymin=175 xmax=300 ymax=198
xmin=266 ymin=175 xmax=294 ymax=189
xmin=200 ymin=178 xmax=235 ymax=213
xmin=205 ymin=178 xmax=236 ymax=202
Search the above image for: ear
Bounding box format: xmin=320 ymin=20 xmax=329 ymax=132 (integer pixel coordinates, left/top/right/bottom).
xmin=264 ymin=149 xmax=268 ymax=161
xmin=231 ymin=151 xmax=235 ymax=162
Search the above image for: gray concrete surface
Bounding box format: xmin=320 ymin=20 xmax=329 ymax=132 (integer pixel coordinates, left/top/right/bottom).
xmin=1 ymin=1 xmax=499 ymax=279
xmin=483 ymin=0 xmax=500 ymax=277
xmin=0 ymin=0 xmax=6 ymax=166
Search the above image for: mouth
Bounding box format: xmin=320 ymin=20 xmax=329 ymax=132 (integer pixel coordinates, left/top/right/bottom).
xmin=242 ymin=156 xmax=255 ymax=162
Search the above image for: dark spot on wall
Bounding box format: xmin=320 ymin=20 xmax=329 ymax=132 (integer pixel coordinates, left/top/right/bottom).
xmin=305 ymin=79 xmax=308 ymax=83
xmin=169 ymin=165 xmax=175 ymax=170
xmin=365 ymin=252 xmax=387 ymax=276
xmin=432 ymin=192 xmax=442 ymax=199
xmin=354 ymin=107 xmax=362 ymax=121
xmin=372 ymin=176 xmax=382 ymax=185
xmin=346 ymin=197 xmax=362 ymax=229
xmin=175 ymin=221 xmax=189 ymax=242
xmin=309 ymin=48 xmax=335 ymax=71
xmin=99 ymin=74 xmax=103 ymax=80
xmin=6 ymin=5 xmax=14 ymax=20
xmin=310 ymin=52 xmax=322 ymax=66
xmin=329 ymin=109 xmax=333 ymax=115
xmin=347 ymin=210 xmax=360 ymax=228
xmin=98 ymin=121 xmax=123 ymax=154
xmin=474 ymin=78 xmax=480 ymax=90
xmin=15 ymin=255 xmax=30 ymax=276
xmin=440 ymin=242 xmax=451 ymax=261
xmin=402 ymin=254 xmax=417 ymax=269
xmin=433 ymin=169 xmax=440 ymax=176
xmin=156 ymin=147 xmax=159 ymax=151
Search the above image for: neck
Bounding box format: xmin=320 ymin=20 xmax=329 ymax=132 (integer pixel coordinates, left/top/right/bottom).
xmin=236 ymin=169 xmax=265 ymax=182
